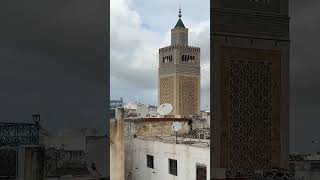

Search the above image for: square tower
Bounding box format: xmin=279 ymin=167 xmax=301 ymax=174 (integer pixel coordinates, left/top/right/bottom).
xmin=159 ymin=9 xmax=201 ymax=117
xmin=211 ymin=0 xmax=290 ymax=175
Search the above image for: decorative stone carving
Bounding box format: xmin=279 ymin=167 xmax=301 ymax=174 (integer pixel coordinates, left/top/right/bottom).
xmin=179 ymin=76 xmax=200 ymax=116
xmin=229 ymin=59 xmax=272 ymax=169
xmin=159 ymin=77 xmax=175 ymax=113
xmin=219 ymin=47 xmax=282 ymax=169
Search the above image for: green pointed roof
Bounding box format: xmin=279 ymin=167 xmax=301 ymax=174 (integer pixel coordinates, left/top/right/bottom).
xmin=175 ymin=19 xmax=185 ymax=28
xmin=174 ymin=7 xmax=186 ymax=29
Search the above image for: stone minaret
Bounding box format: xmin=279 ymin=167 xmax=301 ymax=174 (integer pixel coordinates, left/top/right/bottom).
xmin=159 ymin=8 xmax=200 ymax=117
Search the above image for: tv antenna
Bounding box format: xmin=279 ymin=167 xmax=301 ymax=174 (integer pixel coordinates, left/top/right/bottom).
xmin=157 ymin=103 xmax=173 ymax=116
xmin=171 ymin=122 xmax=182 ymax=144
xmin=136 ymin=103 xmax=148 ymax=118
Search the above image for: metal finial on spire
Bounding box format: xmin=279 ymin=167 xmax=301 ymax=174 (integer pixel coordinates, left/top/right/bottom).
xmin=178 ymin=4 xmax=182 ymax=19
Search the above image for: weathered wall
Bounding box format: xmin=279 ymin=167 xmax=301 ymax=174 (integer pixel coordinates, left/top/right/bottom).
xmin=192 ymin=119 xmax=209 ymax=130
xmin=22 ymin=147 xmax=45 ymax=180
xmin=290 ymin=160 xmax=320 ymax=180
xmin=86 ymin=136 xmax=108 ymax=178
xmin=44 ymin=148 xmax=86 ymax=177
xmin=110 ymin=108 xmax=125 ymax=180
xmin=125 ymin=120 xmax=189 ymax=137
xmin=0 ymin=147 xmax=16 ymax=178
xmin=132 ymin=138 xmax=210 ymax=180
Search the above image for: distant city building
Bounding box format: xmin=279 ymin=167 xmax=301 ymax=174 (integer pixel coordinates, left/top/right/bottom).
xmin=200 ymin=110 xmax=210 ymax=127
xmin=289 ymin=153 xmax=320 ymax=180
xmin=110 ymin=99 xmax=124 ymax=118
xmin=158 ymin=8 xmax=201 ymax=117
xmin=212 ymin=0 xmax=290 ymax=175
xmin=147 ymin=105 xmax=158 ymax=117
xmin=110 ymin=99 xmax=124 ymax=109
xmin=122 ymin=102 xmax=158 ymax=118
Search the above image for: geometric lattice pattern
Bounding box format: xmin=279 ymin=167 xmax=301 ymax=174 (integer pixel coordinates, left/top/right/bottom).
xmin=179 ymin=76 xmax=200 ymax=116
xmin=218 ymin=47 xmax=283 ymax=170
xmin=0 ymin=123 xmax=40 ymax=146
xmin=229 ymin=59 xmax=272 ymax=170
xmin=0 ymin=147 xmax=16 ymax=177
xmin=159 ymin=77 xmax=174 ymax=114
xmin=226 ymin=167 xmax=295 ymax=179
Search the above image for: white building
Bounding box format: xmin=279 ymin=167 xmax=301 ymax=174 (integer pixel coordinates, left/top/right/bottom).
xmin=200 ymin=111 xmax=210 ymax=127
xmin=129 ymin=136 xmax=210 ymax=180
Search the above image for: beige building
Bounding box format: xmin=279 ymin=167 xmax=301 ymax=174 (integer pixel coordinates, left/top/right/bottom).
xmin=212 ymin=0 xmax=290 ymax=177
xmin=158 ymin=9 xmax=201 ymax=117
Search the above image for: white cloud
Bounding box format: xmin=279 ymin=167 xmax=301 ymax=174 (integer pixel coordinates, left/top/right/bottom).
xmin=110 ymin=0 xmax=210 ymax=109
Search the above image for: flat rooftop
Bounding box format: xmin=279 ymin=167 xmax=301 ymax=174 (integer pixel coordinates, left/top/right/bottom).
xmin=135 ymin=135 xmax=210 ymax=148
xmin=124 ymin=117 xmax=190 ymax=122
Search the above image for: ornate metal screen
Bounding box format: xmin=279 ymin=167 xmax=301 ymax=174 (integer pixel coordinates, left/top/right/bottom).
xmin=0 ymin=123 xmax=40 ymax=146
xmin=0 ymin=147 xmax=16 ymax=177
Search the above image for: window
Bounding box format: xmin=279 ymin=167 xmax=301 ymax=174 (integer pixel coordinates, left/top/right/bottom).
xmin=181 ymin=54 xmax=196 ymax=62
xmin=198 ymin=133 xmax=205 ymax=139
xmin=249 ymin=0 xmax=271 ymax=3
xmin=311 ymin=162 xmax=320 ymax=170
xmin=289 ymin=163 xmax=295 ymax=171
xmin=169 ymin=159 xmax=177 ymax=176
xmin=163 ymin=55 xmax=173 ymax=63
xmin=147 ymin=155 xmax=154 ymax=169
xmin=196 ymin=164 xmax=207 ymax=180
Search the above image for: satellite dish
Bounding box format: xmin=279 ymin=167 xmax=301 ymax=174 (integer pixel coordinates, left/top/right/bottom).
xmin=157 ymin=103 xmax=173 ymax=115
xmin=171 ymin=122 xmax=182 ymax=132
xmin=125 ymin=101 xmax=137 ymax=109
xmin=136 ymin=104 xmax=148 ymax=117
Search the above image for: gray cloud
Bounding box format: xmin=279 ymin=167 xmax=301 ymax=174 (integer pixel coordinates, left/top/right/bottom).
xmin=0 ymin=0 xmax=318 ymax=152
xmin=110 ymin=0 xmax=210 ymax=110
xmin=0 ymin=0 xmax=108 ymax=133
xmin=289 ymin=0 xmax=320 ymax=153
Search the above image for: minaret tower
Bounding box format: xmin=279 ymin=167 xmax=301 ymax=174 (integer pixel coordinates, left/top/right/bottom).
xmin=158 ymin=7 xmax=201 ymax=117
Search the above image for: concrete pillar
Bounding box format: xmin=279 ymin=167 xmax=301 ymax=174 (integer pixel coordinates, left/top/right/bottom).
xmin=17 ymin=146 xmax=44 ymax=180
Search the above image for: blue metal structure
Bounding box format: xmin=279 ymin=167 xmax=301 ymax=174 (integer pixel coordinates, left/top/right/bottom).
xmin=110 ymin=98 xmax=124 ymax=109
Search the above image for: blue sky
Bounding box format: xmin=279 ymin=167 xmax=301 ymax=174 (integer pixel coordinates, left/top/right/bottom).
xmin=110 ymin=0 xmax=210 ymax=110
